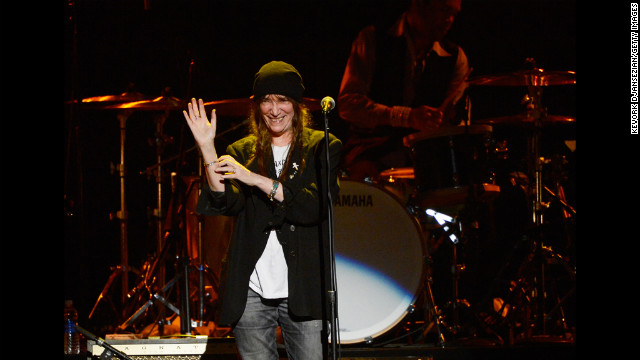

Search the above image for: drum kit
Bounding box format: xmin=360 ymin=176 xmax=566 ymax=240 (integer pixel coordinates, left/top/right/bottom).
xmin=334 ymin=63 xmax=576 ymax=346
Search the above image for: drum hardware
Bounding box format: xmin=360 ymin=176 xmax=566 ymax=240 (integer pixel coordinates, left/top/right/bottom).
xmin=105 ymin=94 xmax=187 ymax=111
xmin=116 ymin=178 xmax=225 ymax=336
xmin=403 ymin=124 xmax=497 ymax=208
xmin=469 ymin=59 xmax=576 ymax=342
xmin=476 ymin=236 xmax=576 ymax=344
xmin=152 ymin=112 xmax=172 ymax=295
xmin=141 ymin=118 xmax=250 ymax=176
xmin=523 ymin=63 xmax=558 ymax=230
xmin=467 ymin=59 xmax=576 ymax=226
xmin=377 ymin=168 xmax=416 ymax=205
xmin=118 ymin=207 xmax=221 ymax=336
xmin=118 ymin=257 xmax=192 ymax=333
xmin=88 ymin=86 xmax=224 ymax=335
xmin=88 ymin=90 xmax=184 ymax=319
xmin=401 ymin=124 xmax=507 ymax=342
xmin=475 ymin=113 xmax=575 ymax=126
xmin=118 ymin=126 xmax=209 ymax=335
xmin=101 ymin=83 xmax=237 ymax=334
xmin=83 ymin=90 xmax=151 ymax=322
xmin=379 ymin=167 xmax=415 ymax=180
xmin=467 ymin=68 xmax=575 ymax=87
xmin=424 ymin=209 xmax=471 ymax=339
xmin=423 ymin=253 xmax=447 ymax=348
xmin=66 ymin=90 xmax=150 ymax=109
xmin=520 ymin=91 xmax=576 ymax=341
xmin=130 ymin=105 xmax=249 ymax=332
xmin=105 ymin=106 xmax=188 ymax=334
xmin=86 ymin=110 xmax=137 ymax=319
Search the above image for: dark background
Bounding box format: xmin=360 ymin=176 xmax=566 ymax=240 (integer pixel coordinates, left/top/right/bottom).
xmin=63 ymin=0 xmax=577 ymax=334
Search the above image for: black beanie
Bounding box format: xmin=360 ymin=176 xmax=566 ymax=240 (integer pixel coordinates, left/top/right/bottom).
xmin=252 ymin=61 xmax=305 ymax=102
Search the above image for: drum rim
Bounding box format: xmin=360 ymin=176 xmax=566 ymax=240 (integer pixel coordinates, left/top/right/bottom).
xmin=402 ymin=124 xmax=493 ymax=147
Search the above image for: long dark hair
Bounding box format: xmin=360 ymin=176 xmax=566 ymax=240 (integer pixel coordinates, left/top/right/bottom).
xmin=248 ymin=95 xmax=312 ymax=181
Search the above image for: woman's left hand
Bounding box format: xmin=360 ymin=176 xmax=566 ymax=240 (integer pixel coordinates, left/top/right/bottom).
xmin=215 ymin=155 xmax=257 ymax=186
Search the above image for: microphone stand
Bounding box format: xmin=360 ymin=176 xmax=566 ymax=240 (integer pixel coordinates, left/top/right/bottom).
xmin=321 ymin=100 xmax=339 ymax=360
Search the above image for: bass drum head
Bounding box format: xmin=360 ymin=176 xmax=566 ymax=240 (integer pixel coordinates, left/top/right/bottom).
xmin=333 ymin=179 xmax=425 ymax=344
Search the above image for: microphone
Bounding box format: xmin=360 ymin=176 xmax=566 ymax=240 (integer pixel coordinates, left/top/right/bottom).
xmin=321 ymin=96 xmax=335 ymax=113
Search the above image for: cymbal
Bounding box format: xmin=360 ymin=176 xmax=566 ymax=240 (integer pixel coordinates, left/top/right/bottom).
xmin=203 ymin=98 xmax=254 ymax=117
xmin=475 ymin=114 xmax=576 ymax=126
xmin=65 ymin=92 xmax=150 ymax=108
xmin=203 ymin=97 xmax=322 ymax=117
xmin=106 ymin=96 xmax=186 ymax=111
xmin=468 ymin=68 xmax=576 ymax=86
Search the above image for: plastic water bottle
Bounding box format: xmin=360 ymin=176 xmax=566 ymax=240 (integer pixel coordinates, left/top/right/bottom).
xmin=64 ymin=300 xmax=80 ymax=354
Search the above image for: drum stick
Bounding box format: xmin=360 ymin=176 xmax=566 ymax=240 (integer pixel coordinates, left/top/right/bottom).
xmin=438 ymin=67 xmax=473 ymax=113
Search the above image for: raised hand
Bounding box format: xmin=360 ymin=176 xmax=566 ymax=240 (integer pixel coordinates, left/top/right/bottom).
xmin=183 ymin=98 xmax=217 ymax=148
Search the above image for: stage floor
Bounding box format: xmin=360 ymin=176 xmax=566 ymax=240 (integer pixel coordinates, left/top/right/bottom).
xmin=84 ymin=335 xmax=575 ymax=360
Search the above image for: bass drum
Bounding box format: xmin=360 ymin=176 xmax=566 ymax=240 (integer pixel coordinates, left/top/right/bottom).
xmin=332 ymin=179 xmax=425 ymax=344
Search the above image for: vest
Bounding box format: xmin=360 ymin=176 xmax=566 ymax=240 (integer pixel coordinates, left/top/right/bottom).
xmin=370 ymin=29 xmax=459 ymax=108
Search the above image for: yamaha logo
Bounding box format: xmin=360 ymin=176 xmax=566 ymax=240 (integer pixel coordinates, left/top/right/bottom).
xmin=334 ymin=193 xmax=373 ymax=207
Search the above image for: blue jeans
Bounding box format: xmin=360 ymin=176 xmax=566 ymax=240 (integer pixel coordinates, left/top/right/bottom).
xmin=233 ymin=289 xmax=324 ymax=360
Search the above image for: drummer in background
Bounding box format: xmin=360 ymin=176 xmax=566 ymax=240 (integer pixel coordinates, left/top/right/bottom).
xmin=337 ymin=0 xmax=469 ymax=179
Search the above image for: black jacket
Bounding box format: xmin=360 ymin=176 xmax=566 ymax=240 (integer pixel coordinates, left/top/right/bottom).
xmin=196 ymin=128 xmax=342 ymax=325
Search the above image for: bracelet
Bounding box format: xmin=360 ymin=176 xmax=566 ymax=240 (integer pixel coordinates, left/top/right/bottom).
xmin=269 ymin=179 xmax=279 ymax=202
xmin=204 ymin=160 xmax=217 ymax=168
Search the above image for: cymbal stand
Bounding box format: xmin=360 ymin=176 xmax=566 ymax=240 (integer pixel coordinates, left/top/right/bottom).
xmin=119 ymin=259 xmax=189 ymax=332
xmin=518 ymin=80 xmax=549 ymax=336
xmin=522 ymin=75 xmax=574 ymax=338
xmin=152 ymin=112 xmax=172 ymax=290
xmin=527 ymin=85 xmax=545 ymax=228
xmin=89 ymin=111 xmax=136 ymax=321
xmin=118 ymin=111 xmax=133 ymax=306
xmin=119 ymin=225 xmax=176 ymax=332
xmin=120 ymin=147 xmax=194 ymax=334
xmin=149 ymin=111 xmax=171 ymax=331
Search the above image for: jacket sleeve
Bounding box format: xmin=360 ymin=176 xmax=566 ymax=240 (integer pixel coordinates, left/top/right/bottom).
xmin=195 ymin=144 xmax=247 ymax=217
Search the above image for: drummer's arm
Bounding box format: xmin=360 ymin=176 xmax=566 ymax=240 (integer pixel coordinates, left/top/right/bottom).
xmin=440 ymin=48 xmax=471 ymax=126
xmin=337 ymin=26 xmax=402 ymax=130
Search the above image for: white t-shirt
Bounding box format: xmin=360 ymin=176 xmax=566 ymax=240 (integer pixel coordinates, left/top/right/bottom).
xmin=249 ymin=144 xmax=290 ymax=299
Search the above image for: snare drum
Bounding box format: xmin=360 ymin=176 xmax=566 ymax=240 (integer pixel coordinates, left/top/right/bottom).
xmin=332 ymin=179 xmax=425 ymax=344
